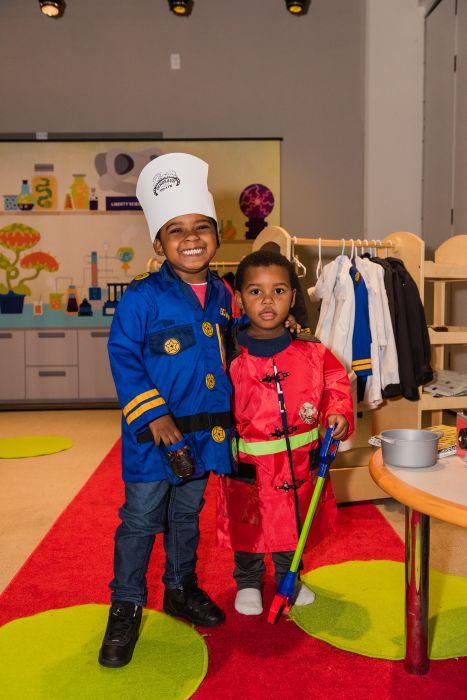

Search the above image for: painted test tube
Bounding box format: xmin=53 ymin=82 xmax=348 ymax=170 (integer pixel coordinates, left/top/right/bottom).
xmin=91 ymin=252 xmax=98 ymax=287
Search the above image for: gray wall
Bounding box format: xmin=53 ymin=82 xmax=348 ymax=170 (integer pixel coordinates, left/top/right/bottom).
xmin=0 ymin=0 xmax=365 ymax=238
xmin=422 ymin=0 xmax=467 ymax=371
xmin=422 ymin=0 xmax=456 ymax=257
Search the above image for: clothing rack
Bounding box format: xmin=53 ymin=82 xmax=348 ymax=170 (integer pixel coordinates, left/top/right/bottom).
xmin=209 ymin=261 xmax=240 ymax=268
xmin=209 ymin=233 xmax=397 ymax=280
xmin=248 ymin=226 xmax=426 ymax=503
xmin=291 ymin=237 xmax=395 ymax=250
xmin=251 ymin=226 xmax=424 ymax=292
xmin=252 ymin=225 xmax=396 ymax=260
xmin=287 ymin=236 xmax=395 ymax=278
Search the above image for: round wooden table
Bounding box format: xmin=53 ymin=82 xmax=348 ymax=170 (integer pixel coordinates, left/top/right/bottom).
xmin=369 ymin=449 xmax=467 ymax=675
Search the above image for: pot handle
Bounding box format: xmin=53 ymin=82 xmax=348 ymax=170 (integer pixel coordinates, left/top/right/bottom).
xmin=375 ymin=434 xmax=396 ymax=445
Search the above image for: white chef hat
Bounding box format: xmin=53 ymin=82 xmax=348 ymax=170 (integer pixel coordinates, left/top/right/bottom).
xmin=136 ymin=152 xmax=218 ymax=243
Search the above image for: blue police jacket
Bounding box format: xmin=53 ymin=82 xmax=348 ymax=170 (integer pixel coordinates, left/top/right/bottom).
xmin=108 ymin=261 xmax=235 ymax=482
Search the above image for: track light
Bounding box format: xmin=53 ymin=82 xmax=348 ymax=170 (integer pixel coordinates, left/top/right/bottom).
xmin=285 ymin=0 xmax=310 ymax=15
xmin=39 ymin=0 xmax=66 ymax=18
xmin=168 ymin=0 xmax=193 ymax=16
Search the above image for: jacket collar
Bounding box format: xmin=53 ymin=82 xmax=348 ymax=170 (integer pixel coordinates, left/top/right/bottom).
xmin=158 ymin=260 xmax=214 ymax=310
xmin=159 ymin=259 xmax=213 ymax=285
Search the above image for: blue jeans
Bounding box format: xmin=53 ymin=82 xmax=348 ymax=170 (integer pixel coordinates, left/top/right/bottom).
xmin=110 ymin=475 xmax=209 ymax=606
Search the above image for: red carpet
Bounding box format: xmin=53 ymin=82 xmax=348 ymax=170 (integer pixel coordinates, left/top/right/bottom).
xmin=1 ymin=440 xmax=466 ymax=699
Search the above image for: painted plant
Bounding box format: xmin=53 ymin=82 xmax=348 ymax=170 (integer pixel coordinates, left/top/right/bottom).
xmin=0 ymin=222 xmax=59 ymax=296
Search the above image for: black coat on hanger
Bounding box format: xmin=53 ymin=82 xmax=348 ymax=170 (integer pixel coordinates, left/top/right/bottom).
xmin=370 ymin=257 xmax=396 ymax=340
xmin=293 ymin=281 xmax=311 ymax=330
xmin=375 ymin=257 xmax=433 ymax=401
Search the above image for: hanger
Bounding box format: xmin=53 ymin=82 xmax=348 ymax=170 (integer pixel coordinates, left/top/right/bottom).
xmin=341 ymin=238 xmax=346 ymax=256
xmin=350 ymin=238 xmax=355 ymax=263
xmin=294 ymin=255 xmax=307 ymax=278
xmin=362 ymin=239 xmax=373 ymax=260
xmin=316 ymin=237 xmax=323 ymax=280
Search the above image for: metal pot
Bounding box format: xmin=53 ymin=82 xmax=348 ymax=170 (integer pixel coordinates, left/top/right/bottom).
xmin=377 ymin=429 xmax=442 ymax=468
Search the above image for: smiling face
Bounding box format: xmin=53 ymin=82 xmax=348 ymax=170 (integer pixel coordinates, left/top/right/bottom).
xmin=153 ymin=213 xmax=218 ymax=283
xmin=236 ymin=264 xmax=296 ymax=339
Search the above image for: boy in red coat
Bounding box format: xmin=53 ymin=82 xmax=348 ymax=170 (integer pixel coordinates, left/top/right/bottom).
xmin=217 ymin=250 xmax=354 ymax=615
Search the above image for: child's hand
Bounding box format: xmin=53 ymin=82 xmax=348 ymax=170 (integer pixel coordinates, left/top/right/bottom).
xmin=328 ymin=414 xmax=349 ymax=441
xmin=149 ymin=414 xmax=183 ymax=446
xmin=284 ymin=313 xmax=302 ymax=334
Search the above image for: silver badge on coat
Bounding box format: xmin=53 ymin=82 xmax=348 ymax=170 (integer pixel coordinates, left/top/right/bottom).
xmin=299 ymin=402 xmax=318 ymax=425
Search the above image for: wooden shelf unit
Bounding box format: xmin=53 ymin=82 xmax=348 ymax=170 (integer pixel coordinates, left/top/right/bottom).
xmin=422 ymin=235 xmax=467 ymax=425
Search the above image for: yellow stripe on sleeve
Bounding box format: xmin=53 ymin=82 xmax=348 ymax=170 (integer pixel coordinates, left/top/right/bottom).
xmin=123 ymin=389 xmax=160 ymax=417
xmin=126 ymin=397 xmax=166 ymax=425
xmin=352 ymin=361 xmax=372 ymax=370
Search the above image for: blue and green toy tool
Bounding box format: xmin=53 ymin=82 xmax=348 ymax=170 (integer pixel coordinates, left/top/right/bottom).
xmin=267 ymin=425 xmax=340 ymax=623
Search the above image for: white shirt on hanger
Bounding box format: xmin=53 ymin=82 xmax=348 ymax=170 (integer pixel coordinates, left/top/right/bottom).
xmin=307 ymin=254 xmax=355 ymax=372
xmin=308 ymin=254 xmax=357 ymax=451
xmin=355 ymin=256 xmax=399 ymax=408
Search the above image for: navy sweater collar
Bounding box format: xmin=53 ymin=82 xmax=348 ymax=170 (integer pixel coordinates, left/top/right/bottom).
xmin=237 ymin=329 xmax=292 ymax=358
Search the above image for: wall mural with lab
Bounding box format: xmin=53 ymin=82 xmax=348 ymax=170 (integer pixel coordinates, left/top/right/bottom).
xmin=0 ymin=139 xmax=280 ymax=326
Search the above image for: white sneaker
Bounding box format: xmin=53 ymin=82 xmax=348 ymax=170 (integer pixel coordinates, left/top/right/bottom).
xmin=294 ymin=583 xmax=316 ymax=606
xmin=234 ymin=588 xmax=263 ymax=615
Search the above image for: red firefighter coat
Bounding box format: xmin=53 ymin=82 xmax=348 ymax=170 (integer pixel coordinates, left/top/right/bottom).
xmin=217 ymin=336 xmax=354 ymax=554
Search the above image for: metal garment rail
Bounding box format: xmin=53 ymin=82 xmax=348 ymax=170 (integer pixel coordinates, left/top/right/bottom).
xmin=208 ymin=236 xmax=397 ymax=274
xmin=291 ymin=236 xmax=395 ymax=250
xmin=288 ymin=237 xmax=396 ymax=278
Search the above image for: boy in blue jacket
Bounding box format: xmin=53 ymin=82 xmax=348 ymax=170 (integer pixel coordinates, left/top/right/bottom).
xmin=99 ymin=153 xmax=236 ymax=668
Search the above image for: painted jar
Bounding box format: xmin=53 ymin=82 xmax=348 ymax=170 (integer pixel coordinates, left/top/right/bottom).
xmin=32 ymin=164 xmax=58 ymax=210
xmin=70 ymin=174 xmax=90 ymax=210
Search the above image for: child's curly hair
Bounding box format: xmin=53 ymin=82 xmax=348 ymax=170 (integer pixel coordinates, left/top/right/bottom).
xmin=234 ymin=249 xmax=299 ymax=293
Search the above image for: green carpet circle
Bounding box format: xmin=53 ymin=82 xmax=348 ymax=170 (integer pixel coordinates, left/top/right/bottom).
xmin=290 ymin=560 xmax=467 ymax=661
xmin=0 ymin=435 xmax=73 ymax=458
xmin=0 ymin=604 xmax=208 ymax=700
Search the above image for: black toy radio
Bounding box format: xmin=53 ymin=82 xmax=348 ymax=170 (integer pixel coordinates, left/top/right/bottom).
xmin=457 ymin=411 xmax=467 ymax=458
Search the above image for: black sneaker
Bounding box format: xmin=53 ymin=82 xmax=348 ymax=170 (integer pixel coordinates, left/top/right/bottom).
xmin=163 ymin=573 xmax=225 ymax=627
xmin=98 ymin=601 xmax=142 ymax=668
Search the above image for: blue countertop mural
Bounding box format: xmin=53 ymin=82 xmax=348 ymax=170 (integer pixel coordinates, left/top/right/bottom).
xmin=0 ymin=304 xmax=113 ymax=328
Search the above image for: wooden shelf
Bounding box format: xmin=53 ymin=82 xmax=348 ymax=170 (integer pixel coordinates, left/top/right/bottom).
xmin=429 ymin=326 xmax=467 ymax=344
xmin=424 ymin=260 xmax=467 ymax=280
xmin=420 ymin=393 xmax=467 ymax=411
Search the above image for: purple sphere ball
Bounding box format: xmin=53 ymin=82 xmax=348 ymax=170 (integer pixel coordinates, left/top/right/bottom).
xmin=239 ymin=184 xmax=275 ymax=219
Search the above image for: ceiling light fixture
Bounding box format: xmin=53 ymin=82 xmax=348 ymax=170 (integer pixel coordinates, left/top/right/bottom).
xmin=168 ymin=0 xmax=193 ymax=16
xmin=39 ymin=0 xmax=66 ymax=18
xmin=285 ymin=0 xmax=310 ymax=16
